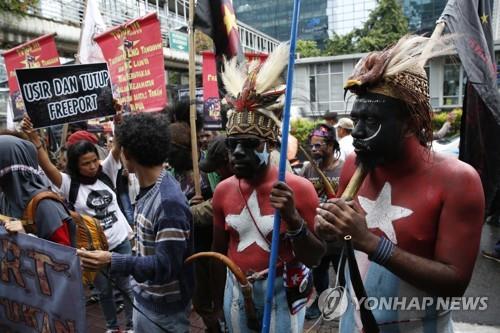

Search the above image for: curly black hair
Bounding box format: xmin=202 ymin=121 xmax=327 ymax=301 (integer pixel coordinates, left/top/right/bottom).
xmin=115 ymin=112 xmax=170 ymax=167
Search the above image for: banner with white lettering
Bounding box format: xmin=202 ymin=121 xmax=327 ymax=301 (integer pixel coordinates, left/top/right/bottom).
xmin=0 ymin=226 xmax=85 ymax=333
xmin=201 ymin=51 xmax=222 ymax=130
xmin=95 ymin=12 xmax=167 ymax=113
xmin=16 ymin=63 xmax=114 ymax=128
xmin=1 ymin=33 xmax=60 ymax=122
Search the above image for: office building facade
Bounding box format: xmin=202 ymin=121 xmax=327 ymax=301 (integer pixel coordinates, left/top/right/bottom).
xmin=234 ymin=0 xmax=329 ymax=47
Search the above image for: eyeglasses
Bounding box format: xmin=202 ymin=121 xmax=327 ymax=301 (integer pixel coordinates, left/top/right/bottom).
xmin=225 ymin=137 xmax=266 ymax=150
xmin=309 ymin=142 xmax=327 ymax=150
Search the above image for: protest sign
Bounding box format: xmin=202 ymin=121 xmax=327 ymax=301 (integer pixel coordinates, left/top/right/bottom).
xmin=95 ymin=12 xmax=166 ymax=113
xmin=201 ymin=51 xmax=222 ymax=130
xmin=0 ymin=226 xmax=85 ymax=333
xmin=16 ymin=63 xmax=114 ymax=129
xmin=178 ymin=87 xmax=204 ymax=116
xmin=2 ymin=34 xmax=60 ymax=121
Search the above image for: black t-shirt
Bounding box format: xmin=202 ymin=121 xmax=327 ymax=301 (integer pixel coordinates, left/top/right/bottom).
xmin=136 ymin=184 xmax=156 ymax=202
xmin=301 ymin=160 xmax=344 ymax=203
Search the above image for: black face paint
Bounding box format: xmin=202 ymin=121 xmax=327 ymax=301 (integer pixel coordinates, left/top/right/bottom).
xmin=227 ymin=135 xmax=268 ymax=179
xmin=350 ymin=93 xmax=409 ymax=170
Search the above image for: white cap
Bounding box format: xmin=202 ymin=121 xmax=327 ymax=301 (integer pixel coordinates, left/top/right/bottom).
xmin=334 ymin=117 xmax=354 ymax=130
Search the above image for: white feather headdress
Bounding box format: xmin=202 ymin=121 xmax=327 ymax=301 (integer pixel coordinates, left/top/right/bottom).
xmin=221 ymin=43 xmax=290 ymax=140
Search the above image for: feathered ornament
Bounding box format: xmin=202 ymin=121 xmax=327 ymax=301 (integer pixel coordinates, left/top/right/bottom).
xmin=222 ymin=43 xmax=290 ymax=140
xmin=345 ymin=35 xmax=454 ymax=102
xmin=344 ymin=35 xmax=455 ymax=146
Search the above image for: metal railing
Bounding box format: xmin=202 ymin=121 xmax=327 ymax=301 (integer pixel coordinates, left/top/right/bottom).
xmin=26 ymin=0 xmax=278 ymax=52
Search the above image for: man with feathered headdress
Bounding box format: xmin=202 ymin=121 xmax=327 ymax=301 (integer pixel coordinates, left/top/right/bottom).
xmin=315 ymin=35 xmax=485 ymax=332
xmin=210 ymin=44 xmax=325 ymax=332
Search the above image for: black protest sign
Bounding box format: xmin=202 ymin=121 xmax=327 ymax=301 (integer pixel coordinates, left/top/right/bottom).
xmin=16 ymin=63 xmax=114 ymax=128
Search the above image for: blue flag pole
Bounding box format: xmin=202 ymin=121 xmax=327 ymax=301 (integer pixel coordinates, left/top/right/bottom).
xmin=261 ymin=0 xmax=301 ymax=332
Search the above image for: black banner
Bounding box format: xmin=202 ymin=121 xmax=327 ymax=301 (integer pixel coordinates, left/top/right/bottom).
xmin=16 ymin=63 xmax=114 ymax=128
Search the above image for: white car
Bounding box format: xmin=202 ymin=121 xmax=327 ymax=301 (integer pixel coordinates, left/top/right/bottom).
xmin=432 ymin=135 xmax=460 ymax=158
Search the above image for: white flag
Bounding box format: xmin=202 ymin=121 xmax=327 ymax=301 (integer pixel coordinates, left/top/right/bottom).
xmin=78 ymin=0 xmax=107 ymax=64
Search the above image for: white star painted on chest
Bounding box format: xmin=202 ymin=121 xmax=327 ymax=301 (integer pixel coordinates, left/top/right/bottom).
xmin=226 ymin=190 xmax=274 ymax=252
xmin=358 ymin=182 xmax=413 ymax=244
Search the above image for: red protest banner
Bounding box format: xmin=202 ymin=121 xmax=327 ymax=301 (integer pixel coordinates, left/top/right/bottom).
xmin=201 ymin=51 xmax=222 ymax=129
xmin=200 ymin=51 xmax=269 ymax=129
xmin=95 ymin=12 xmax=166 ymax=113
xmin=2 ymin=33 xmax=60 ymax=121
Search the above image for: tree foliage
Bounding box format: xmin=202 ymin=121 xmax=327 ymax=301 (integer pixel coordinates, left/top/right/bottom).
xmin=296 ymin=40 xmax=321 ymax=58
xmin=0 ymin=0 xmax=38 ymax=15
xmin=195 ymin=31 xmax=214 ymax=53
xmin=291 ymin=117 xmax=320 ymax=146
xmin=324 ymin=0 xmax=408 ymax=56
xmin=432 ymin=109 xmax=462 ymax=137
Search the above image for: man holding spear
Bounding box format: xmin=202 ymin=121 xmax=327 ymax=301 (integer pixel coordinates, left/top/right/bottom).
xmin=210 ymin=44 xmax=325 ymax=332
xmin=315 ymin=35 xmax=485 ymax=332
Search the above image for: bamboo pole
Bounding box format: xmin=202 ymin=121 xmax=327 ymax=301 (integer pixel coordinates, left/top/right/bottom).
xmin=188 ymin=0 xmax=201 ymax=197
xmin=298 ymin=145 xmax=336 ymax=198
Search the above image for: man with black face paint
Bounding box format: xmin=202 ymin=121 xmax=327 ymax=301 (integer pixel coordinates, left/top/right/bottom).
xmin=211 ymin=44 xmax=325 ymax=332
xmin=315 ymin=36 xmax=484 ymax=333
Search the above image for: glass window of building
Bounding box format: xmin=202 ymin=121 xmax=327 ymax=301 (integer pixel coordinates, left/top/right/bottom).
xmin=442 ymin=57 xmax=463 ymax=106
xmin=309 ymin=62 xmax=346 ymax=115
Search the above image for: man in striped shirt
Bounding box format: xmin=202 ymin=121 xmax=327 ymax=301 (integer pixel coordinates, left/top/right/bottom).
xmin=78 ymin=113 xmax=194 ymax=333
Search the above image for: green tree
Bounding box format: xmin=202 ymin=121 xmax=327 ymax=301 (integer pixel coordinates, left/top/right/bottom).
xmin=0 ymin=0 xmax=38 ymax=15
xmin=291 ymin=117 xmax=319 ymax=147
xmin=195 ymin=30 xmax=214 ymax=53
xmin=296 ymin=40 xmax=322 ymax=58
xmin=324 ymin=0 xmax=408 ymax=56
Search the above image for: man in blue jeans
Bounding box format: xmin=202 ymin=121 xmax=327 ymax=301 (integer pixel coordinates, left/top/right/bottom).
xmin=78 ymin=113 xmax=194 ymax=333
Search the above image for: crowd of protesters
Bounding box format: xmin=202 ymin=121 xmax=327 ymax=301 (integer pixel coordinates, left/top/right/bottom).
xmin=0 ymin=37 xmax=495 ymax=333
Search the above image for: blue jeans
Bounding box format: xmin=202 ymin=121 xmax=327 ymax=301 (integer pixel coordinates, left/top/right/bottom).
xmin=133 ymin=300 xmax=190 ymax=333
xmin=224 ymin=270 xmax=305 ymax=333
xmin=94 ymin=239 xmax=134 ymax=330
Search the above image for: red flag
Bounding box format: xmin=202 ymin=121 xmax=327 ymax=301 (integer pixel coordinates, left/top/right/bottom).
xmin=2 ymin=34 xmax=60 ymax=121
xmin=95 ymin=13 xmax=166 ymax=113
xmin=194 ymin=0 xmax=244 ymax=63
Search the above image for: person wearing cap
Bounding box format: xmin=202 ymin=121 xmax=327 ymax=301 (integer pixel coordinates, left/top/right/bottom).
xmin=315 ymin=35 xmax=484 ymax=332
xmin=211 ymin=44 xmax=325 ymax=332
xmin=335 ymin=117 xmax=355 ymax=161
xmin=323 ymin=111 xmax=338 ymax=127
xmin=22 ymin=114 xmax=134 ymax=333
xmin=192 ymin=136 xmax=233 ymax=333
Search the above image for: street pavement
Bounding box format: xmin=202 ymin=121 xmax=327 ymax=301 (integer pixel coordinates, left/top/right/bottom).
xmin=86 ymin=224 xmax=500 ymax=332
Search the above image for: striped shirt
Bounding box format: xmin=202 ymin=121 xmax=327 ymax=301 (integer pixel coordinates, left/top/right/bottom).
xmin=111 ymin=171 xmax=194 ymax=314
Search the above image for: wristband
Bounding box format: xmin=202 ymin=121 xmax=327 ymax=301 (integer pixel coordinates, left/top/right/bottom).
xmin=368 ymin=236 xmax=394 ymax=265
xmin=35 ymin=143 xmax=43 ymax=150
xmin=286 ymin=220 xmax=307 ymax=240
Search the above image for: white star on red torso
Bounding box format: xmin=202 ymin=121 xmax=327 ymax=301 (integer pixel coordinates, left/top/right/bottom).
xmin=226 ymin=190 xmax=274 ymax=252
xmin=358 ymin=182 xmax=413 ymax=244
